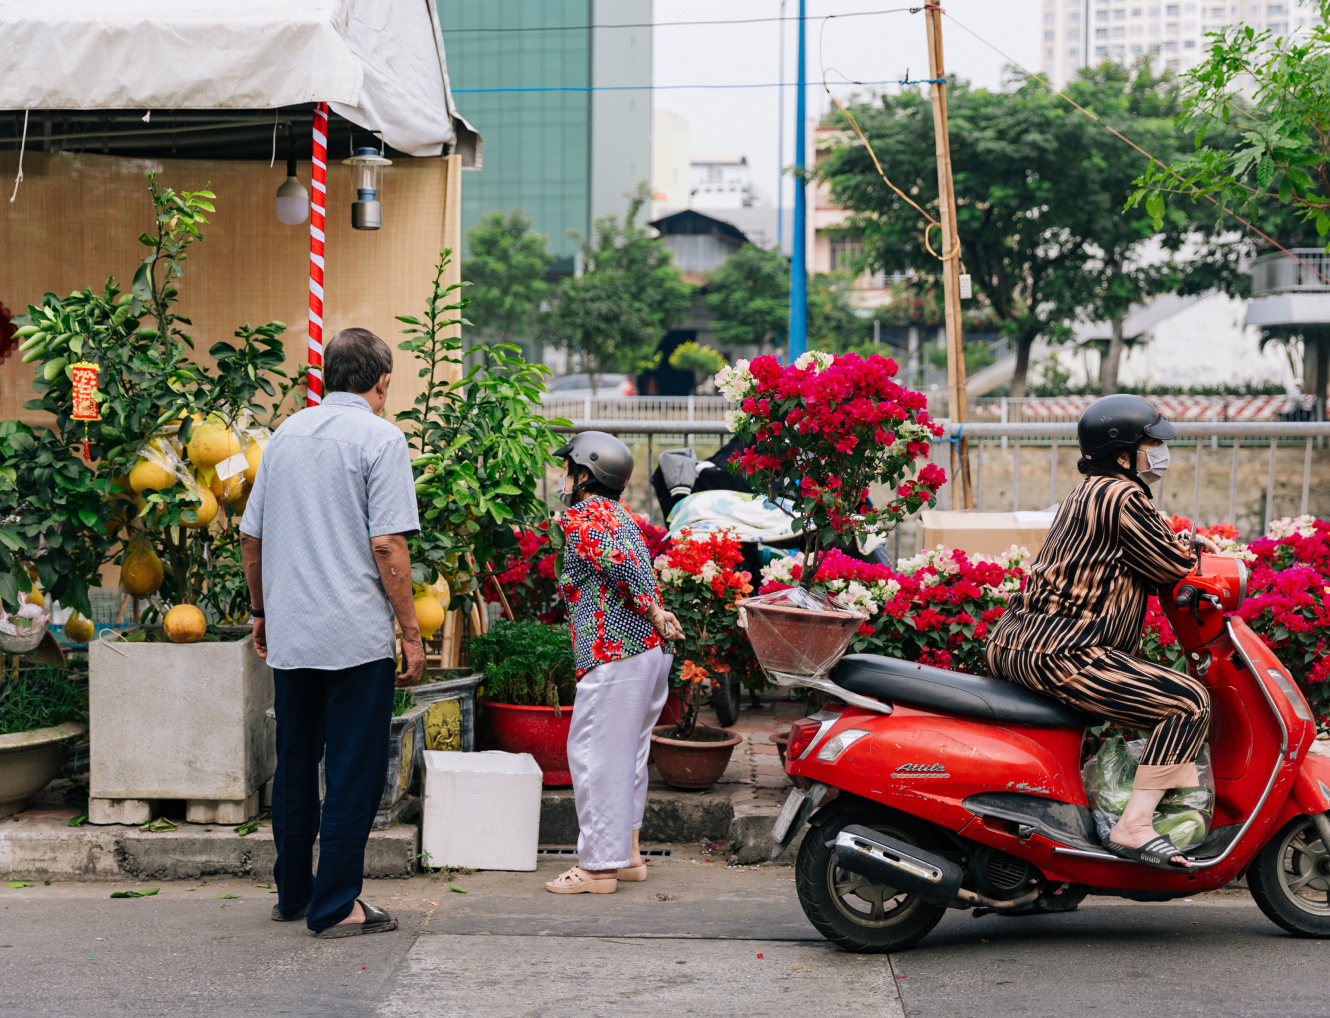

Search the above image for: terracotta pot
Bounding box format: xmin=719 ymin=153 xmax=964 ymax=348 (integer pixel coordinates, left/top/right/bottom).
xmin=741 ymin=599 xmax=862 ymax=676
xmin=650 ymin=724 xmax=743 ymax=790
xmin=484 ymin=701 xmax=574 ymax=786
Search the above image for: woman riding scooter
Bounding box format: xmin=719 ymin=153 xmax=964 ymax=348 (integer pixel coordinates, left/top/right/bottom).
xmin=987 ymin=394 xmax=1219 ymax=871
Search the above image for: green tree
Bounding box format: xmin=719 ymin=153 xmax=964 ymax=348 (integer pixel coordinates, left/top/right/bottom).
xmin=807 ymin=273 xmax=863 ymax=353
xmin=819 ymin=67 xmax=1237 ymax=396
xmin=536 ymin=272 xmax=661 ymax=394
xmin=702 ymin=243 xmax=789 ymax=348
xmin=668 ymin=341 xmax=727 ymax=394
xmin=462 ymin=209 xmax=556 ymax=348
xmin=570 ymin=181 xmax=694 ymax=335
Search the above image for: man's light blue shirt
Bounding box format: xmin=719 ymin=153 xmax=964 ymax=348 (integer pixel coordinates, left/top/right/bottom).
xmin=239 ymin=391 xmax=420 ymax=671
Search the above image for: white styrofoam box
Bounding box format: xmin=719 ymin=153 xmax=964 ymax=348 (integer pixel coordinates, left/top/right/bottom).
xmin=422 ymin=750 xmax=543 ymax=871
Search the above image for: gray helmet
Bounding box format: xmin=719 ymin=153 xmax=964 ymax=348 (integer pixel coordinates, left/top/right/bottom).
xmin=554 ymin=431 xmax=634 ymax=503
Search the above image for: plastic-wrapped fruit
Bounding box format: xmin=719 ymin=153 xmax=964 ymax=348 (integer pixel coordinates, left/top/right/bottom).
xmin=64 ymin=612 xmax=95 ymax=644
xmin=120 ymin=536 xmax=164 ymax=597
xmin=186 ymin=418 xmax=240 ymax=469
xmin=209 ymin=470 xmax=245 ymax=503
xmin=163 ymin=604 xmax=207 ymax=643
xmin=243 ymin=440 xmax=263 ymax=485
xmin=413 ymin=593 xmax=446 ymax=641
xmin=181 ymin=485 xmax=218 ymax=529
xmin=129 ymin=458 xmax=175 ymax=493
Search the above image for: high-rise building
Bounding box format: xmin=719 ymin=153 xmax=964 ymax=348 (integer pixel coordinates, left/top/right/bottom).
xmin=439 ymin=1 xmax=652 ymax=269
xmin=1040 ymin=0 xmax=1320 ymax=88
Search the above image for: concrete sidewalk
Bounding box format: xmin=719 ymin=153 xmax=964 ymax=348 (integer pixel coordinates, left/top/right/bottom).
xmin=0 ymin=692 xmax=808 ymax=883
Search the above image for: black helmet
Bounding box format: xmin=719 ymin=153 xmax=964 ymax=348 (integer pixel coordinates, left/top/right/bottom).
xmin=554 ymin=431 xmax=634 ymax=500
xmin=1077 ymin=394 xmax=1177 ymax=461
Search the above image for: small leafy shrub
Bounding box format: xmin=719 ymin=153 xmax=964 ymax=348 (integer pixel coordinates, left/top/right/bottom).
xmin=0 ymin=666 xmax=86 ymax=735
xmin=469 ymin=619 xmax=576 ymax=708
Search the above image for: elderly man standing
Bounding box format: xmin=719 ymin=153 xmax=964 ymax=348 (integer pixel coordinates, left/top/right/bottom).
xmin=240 ymin=327 xmax=424 ymax=938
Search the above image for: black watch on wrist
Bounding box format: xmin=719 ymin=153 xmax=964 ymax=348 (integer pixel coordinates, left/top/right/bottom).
xmin=250 ymin=606 xmax=266 ymax=618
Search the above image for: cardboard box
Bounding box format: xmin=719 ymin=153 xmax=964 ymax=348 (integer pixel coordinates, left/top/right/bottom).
xmin=918 ymin=510 xmax=1058 ymax=558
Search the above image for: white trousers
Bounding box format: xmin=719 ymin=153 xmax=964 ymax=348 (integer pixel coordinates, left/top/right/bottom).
xmin=567 ymin=645 xmax=673 ymax=870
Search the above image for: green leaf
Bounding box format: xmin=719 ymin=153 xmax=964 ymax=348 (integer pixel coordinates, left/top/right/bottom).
xmin=449 ymin=883 xmax=468 ymax=894
xmin=132 ymin=262 xmax=153 ymax=302
xmin=217 ymin=892 xmax=241 ymax=899
xmin=6 ymin=881 xmax=32 ymax=888
xmin=77 ymin=509 xmax=99 ymax=528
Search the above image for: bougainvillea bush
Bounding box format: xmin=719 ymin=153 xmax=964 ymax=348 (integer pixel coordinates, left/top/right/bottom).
xmin=759 ymin=545 xmax=1028 ymax=675
xmin=717 ymin=351 xmax=946 ymax=587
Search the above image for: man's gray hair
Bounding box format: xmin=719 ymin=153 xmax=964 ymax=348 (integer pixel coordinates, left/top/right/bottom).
xmin=324 ymin=328 xmax=393 ymax=394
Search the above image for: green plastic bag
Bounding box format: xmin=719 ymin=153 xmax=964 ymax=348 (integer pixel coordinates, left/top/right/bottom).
xmin=1081 ymin=736 xmax=1214 ymax=850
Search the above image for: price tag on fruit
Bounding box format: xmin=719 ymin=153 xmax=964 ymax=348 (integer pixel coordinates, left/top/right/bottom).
xmin=214 ymin=451 xmax=249 ymax=480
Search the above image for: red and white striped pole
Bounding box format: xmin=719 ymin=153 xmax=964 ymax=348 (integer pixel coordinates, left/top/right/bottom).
xmin=306 ymin=102 xmax=328 ymax=407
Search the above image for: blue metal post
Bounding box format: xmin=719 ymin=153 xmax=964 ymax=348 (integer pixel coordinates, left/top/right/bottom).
xmin=788 ymin=0 xmax=808 ymax=361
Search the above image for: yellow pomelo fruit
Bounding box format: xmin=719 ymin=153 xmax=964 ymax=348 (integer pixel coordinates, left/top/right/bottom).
xmin=64 ymin=612 xmax=94 ymax=644
xmin=120 ymin=538 xmax=164 ymax=597
xmin=129 ymin=458 xmax=176 ymax=493
xmin=209 ymin=470 xmax=246 ymax=503
xmin=110 ymin=474 xmax=134 ymax=498
xmin=243 ymin=441 xmax=263 ymax=485
xmin=25 ymin=589 xmax=44 ymax=608
xmin=229 ymin=486 xmax=250 ymax=516
xmin=181 ymin=485 xmax=218 ymax=529
xmin=186 ymin=420 xmax=240 ymax=470
xmin=413 ymin=593 xmax=446 ymax=642
xmin=163 ymin=604 xmax=207 ymax=643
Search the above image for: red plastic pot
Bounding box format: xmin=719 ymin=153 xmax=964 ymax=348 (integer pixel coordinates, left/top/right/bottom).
xmin=656 ymin=691 xmax=685 ymax=728
xmin=650 ymin=724 xmax=743 ymax=790
xmin=484 ymin=701 xmax=574 ymax=786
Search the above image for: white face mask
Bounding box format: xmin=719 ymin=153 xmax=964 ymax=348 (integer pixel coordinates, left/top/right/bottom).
xmin=1138 ymin=443 xmax=1170 ymax=485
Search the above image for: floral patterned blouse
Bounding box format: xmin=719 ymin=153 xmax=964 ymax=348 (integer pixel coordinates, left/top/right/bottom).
xmin=558 ymin=497 xmax=663 ymax=676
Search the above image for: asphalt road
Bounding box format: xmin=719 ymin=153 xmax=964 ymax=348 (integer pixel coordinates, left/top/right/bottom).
xmin=1 ymin=857 xmax=1325 ymax=1018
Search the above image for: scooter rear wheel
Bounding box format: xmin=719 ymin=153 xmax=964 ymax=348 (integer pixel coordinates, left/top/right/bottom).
xmin=795 ymin=805 xmax=948 ymax=953
xmin=1248 ymin=815 xmax=1330 ymax=938
xmin=710 ymin=673 xmax=742 ymax=727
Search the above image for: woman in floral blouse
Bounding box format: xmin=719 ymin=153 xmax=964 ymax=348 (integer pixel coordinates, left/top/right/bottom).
xmin=545 ymin=432 xmax=683 ymax=895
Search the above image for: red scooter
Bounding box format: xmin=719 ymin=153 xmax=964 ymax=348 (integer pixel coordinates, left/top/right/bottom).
xmin=771 ymin=552 xmax=1330 ymax=952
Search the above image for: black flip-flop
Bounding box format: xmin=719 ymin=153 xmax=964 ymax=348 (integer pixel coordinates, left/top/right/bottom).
xmin=271 ymin=904 xmax=307 ymax=922
xmin=312 ymin=899 xmax=398 ymax=939
xmin=1105 ymin=836 xmax=1193 ymax=871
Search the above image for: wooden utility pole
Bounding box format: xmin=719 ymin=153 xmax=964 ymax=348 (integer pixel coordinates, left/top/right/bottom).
xmin=925 ymin=6 xmax=973 ymax=510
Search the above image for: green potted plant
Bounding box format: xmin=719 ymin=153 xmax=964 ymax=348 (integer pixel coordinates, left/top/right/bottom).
xmin=649 ymin=529 xmax=752 ymax=789
xmin=667 ymin=341 xmax=727 ymax=395
xmin=11 ymin=174 xmax=297 ymax=826
xmin=0 ymin=664 xmax=89 ymax=817
xmin=467 ymin=620 xmax=577 ymax=785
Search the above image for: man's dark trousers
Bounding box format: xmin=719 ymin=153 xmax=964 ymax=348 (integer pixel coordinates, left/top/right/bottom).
xmin=271 ymin=658 xmax=396 ymax=930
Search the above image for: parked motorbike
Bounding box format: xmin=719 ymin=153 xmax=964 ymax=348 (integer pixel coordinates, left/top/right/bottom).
xmin=771 ymin=551 xmax=1330 ymax=952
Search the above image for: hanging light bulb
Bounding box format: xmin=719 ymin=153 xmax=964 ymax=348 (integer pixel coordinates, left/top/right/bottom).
xmin=342 ymin=146 xmax=392 ymax=230
xmin=275 ymin=158 xmax=309 ymax=225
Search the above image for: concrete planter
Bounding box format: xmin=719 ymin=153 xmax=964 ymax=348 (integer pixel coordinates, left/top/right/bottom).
xmin=88 ymin=627 xmax=274 ymax=825
xmin=0 ymin=722 xmax=88 ymax=817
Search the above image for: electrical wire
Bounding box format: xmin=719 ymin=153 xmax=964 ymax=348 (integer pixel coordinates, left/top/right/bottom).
xmin=938 ymin=5 xmax=1330 ymax=285
xmin=817 ymin=10 xmax=957 ymax=262
xmin=442 ymin=7 xmax=919 ymax=33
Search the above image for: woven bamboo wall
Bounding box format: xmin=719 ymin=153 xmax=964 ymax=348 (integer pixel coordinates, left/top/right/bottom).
xmin=0 ymin=150 xmax=464 ymax=430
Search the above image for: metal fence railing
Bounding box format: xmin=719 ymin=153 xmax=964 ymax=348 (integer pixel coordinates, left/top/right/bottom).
xmin=554 ymin=417 xmax=1330 ymax=537
xmin=1250 ymin=249 xmax=1330 ymax=297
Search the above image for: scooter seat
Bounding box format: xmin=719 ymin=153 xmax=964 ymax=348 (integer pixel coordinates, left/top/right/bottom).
xmin=830 ymin=654 xmax=1096 ymax=727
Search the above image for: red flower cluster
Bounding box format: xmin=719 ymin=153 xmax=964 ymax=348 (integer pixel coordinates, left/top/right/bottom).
xmin=485 ymin=521 xmax=565 ymax=625
xmin=725 ymin=352 xmax=945 ymax=579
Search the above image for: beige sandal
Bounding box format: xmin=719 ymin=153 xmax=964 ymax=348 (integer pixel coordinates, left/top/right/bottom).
xmin=617 ymin=863 xmax=647 ymax=882
xmin=545 ymin=866 xmax=617 ymax=894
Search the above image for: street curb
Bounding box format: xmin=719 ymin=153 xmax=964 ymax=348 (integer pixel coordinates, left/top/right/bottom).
xmin=0 ymin=818 xmax=418 ymax=882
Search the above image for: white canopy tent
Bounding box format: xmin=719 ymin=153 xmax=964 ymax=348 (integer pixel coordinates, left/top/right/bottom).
xmin=0 ymin=0 xmax=478 ymax=159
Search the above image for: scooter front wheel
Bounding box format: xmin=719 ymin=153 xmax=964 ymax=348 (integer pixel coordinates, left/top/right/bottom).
xmin=795 ymin=805 xmax=948 ymax=953
xmin=1248 ymin=815 xmax=1330 ymax=938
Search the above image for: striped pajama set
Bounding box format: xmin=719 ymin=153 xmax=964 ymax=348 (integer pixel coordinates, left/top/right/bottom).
xmin=986 ymin=476 xmax=1209 ymax=790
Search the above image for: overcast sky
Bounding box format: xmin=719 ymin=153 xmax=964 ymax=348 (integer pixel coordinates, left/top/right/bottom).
xmin=652 ymin=0 xmax=1040 ymax=208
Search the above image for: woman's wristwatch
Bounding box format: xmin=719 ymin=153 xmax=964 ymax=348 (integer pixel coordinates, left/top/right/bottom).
xmin=250 ymin=606 xmax=266 ymax=618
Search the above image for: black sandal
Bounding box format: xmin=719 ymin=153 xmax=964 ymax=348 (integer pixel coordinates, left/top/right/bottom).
xmin=1105 ymin=835 xmax=1193 ymax=871
xmin=271 ymin=904 xmax=308 ymax=922
xmin=312 ymin=899 xmax=398 ymax=939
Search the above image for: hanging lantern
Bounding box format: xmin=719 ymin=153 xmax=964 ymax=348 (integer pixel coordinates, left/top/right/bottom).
xmin=275 ymin=158 xmax=309 ymax=225
xmin=342 ymin=146 xmax=392 ymax=230
xmin=70 ymin=359 xmax=101 ymax=463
